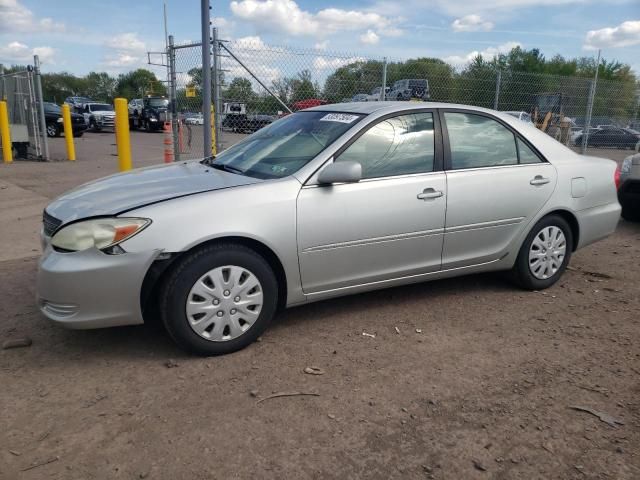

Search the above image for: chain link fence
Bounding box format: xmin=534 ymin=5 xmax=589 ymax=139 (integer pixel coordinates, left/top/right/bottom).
xmin=0 ymin=66 xmax=47 ymax=160
xmin=167 ymin=37 xmax=640 ymax=159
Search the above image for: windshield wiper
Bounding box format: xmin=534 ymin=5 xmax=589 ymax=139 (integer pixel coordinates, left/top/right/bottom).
xmin=209 ymin=163 xmax=246 ymax=175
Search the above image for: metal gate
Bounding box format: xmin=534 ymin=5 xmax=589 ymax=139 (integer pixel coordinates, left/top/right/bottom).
xmin=0 ymin=65 xmax=47 ymax=160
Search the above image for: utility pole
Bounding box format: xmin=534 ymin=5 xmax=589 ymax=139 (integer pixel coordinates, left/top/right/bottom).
xmin=581 ymin=49 xmax=601 ymax=154
xmin=381 ymin=57 xmax=387 ymax=101
xmin=201 ymin=0 xmax=212 ymax=158
xmin=168 ymin=35 xmax=179 ymax=162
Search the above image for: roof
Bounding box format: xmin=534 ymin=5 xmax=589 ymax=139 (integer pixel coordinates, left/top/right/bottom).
xmin=304 ymin=101 xmax=500 ymax=115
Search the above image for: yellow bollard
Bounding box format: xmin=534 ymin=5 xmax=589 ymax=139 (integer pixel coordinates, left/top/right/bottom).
xmin=0 ymin=100 xmax=12 ymax=164
xmin=114 ymin=98 xmax=132 ymax=171
xmin=61 ymin=104 xmax=76 ymax=161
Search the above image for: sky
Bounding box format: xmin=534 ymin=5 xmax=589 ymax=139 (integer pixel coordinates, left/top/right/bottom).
xmin=0 ymin=0 xmax=639 ymax=77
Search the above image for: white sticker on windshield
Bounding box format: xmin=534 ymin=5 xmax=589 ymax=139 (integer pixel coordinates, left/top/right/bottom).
xmin=319 ymin=113 xmax=359 ymax=124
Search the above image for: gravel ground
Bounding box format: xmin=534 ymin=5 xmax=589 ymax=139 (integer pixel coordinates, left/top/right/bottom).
xmin=0 ymin=132 xmax=638 ymax=479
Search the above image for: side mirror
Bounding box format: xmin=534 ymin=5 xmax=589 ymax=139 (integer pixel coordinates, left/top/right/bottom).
xmin=317 ymin=160 xmax=362 ymax=185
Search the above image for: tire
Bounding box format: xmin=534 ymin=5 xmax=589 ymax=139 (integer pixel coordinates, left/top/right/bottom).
xmin=160 ymin=243 xmax=279 ymax=356
xmin=511 ymin=215 xmax=573 ymax=290
xmin=46 ymin=122 xmax=59 ymax=138
xmin=621 ymin=204 xmax=640 ymax=222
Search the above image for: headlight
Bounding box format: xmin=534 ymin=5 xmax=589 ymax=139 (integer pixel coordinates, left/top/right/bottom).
xmin=51 ymin=218 xmax=150 ymax=252
xmin=94 ymin=114 xmax=103 ymax=120
xmin=621 ymin=157 xmax=632 ymax=174
xmin=56 ymin=117 xmax=63 ymax=123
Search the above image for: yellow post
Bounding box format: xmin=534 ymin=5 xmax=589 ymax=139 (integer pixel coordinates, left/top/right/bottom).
xmin=210 ymin=103 xmax=217 ymax=156
xmin=61 ymin=104 xmax=76 ymax=161
xmin=114 ymin=98 xmax=132 ymax=171
xmin=0 ymin=100 xmax=12 ymax=164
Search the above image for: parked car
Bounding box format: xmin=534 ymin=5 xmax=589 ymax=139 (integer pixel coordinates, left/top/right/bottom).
xmin=43 ymin=102 xmax=87 ymax=138
xmin=38 ymin=102 xmax=621 ymax=356
xmin=64 ymin=96 xmax=93 ymax=113
xmin=571 ymin=127 xmax=600 ymax=145
xmin=222 ymin=114 xmax=274 ymax=133
xmin=185 ymin=113 xmax=204 ymax=125
xmin=388 ymin=79 xmax=429 ymax=101
xmin=503 ymin=111 xmax=533 ymax=124
xmin=574 ymin=127 xmax=640 ymax=149
xmin=618 ymin=153 xmax=640 ymax=221
xmin=365 ymin=87 xmax=390 ymax=102
xmin=82 ymin=103 xmax=116 ymax=132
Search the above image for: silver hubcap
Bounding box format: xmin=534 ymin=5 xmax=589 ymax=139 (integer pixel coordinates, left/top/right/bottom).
xmin=529 ymin=226 xmax=566 ymax=280
xmin=47 ymin=125 xmax=56 ymax=136
xmin=185 ymin=265 xmax=263 ymax=342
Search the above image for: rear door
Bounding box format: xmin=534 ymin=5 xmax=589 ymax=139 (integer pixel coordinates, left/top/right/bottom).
xmin=440 ymin=110 xmax=557 ymax=269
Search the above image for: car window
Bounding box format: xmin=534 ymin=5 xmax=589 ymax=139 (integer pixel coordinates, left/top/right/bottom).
xmin=517 ymin=138 xmax=542 ymax=164
xmin=211 ymin=111 xmax=363 ymax=180
xmin=445 ymin=112 xmax=518 ymax=169
xmin=337 ymin=112 xmax=435 ymax=179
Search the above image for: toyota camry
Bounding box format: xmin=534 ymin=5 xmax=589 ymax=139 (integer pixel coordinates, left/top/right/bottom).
xmin=37 ymin=102 xmax=621 ymax=355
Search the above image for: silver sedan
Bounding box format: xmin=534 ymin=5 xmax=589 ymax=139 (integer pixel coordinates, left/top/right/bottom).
xmin=37 ymin=102 xmax=621 ymax=355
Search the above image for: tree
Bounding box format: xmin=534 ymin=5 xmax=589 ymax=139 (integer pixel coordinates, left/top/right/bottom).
xmin=115 ymin=69 xmax=166 ymax=100
xmin=84 ymin=72 xmax=117 ymax=101
xmin=224 ymin=77 xmax=255 ymax=102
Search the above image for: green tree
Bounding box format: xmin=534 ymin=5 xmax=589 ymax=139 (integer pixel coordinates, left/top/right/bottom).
xmin=115 ymin=69 xmax=166 ymax=100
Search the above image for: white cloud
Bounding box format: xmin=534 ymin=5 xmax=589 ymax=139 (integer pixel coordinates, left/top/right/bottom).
xmin=313 ymin=56 xmax=366 ymax=70
xmin=452 ymin=14 xmax=494 ymax=32
xmin=360 ymin=30 xmax=380 ymax=45
xmin=584 ymin=20 xmax=640 ymax=50
xmin=314 ymin=40 xmax=329 ymax=51
xmin=102 ymin=33 xmax=149 ymax=71
xmin=105 ymin=33 xmax=147 ymax=53
xmin=0 ymin=0 xmax=64 ymax=33
xmin=372 ymin=0 xmax=587 ymax=17
xmin=0 ymin=41 xmax=56 ymax=64
xmin=444 ymin=41 xmax=521 ymax=67
xmin=230 ymin=0 xmax=400 ymax=38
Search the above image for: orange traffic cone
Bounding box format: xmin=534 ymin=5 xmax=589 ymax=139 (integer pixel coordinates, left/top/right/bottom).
xmin=163 ymin=122 xmax=173 ymax=163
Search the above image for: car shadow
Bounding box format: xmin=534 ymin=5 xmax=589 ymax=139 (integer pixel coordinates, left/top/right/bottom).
xmin=32 ymin=271 xmax=512 ymax=362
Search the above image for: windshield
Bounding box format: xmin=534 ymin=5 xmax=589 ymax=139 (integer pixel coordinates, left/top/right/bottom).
xmin=45 ymin=103 xmax=61 ymax=113
xmin=208 ymin=111 xmax=363 ymax=179
xmin=147 ymin=98 xmax=169 ymax=107
xmin=90 ymin=104 xmax=113 ymax=112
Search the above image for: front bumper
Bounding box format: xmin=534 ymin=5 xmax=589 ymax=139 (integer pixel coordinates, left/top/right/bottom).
xmin=37 ymin=245 xmax=160 ymax=329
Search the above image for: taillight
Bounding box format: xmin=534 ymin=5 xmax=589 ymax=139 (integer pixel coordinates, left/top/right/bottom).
xmin=614 ymin=165 xmax=621 ymax=190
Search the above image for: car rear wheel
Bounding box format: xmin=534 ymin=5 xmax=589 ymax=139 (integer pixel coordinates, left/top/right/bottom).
xmin=46 ymin=123 xmax=59 ymax=137
xmin=160 ymin=243 xmax=278 ymax=356
xmin=512 ymin=215 xmax=573 ymax=290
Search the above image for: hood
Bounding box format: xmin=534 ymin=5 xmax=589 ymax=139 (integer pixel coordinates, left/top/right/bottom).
xmin=93 ymin=111 xmax=116 ymax=117
xmin=45 ymin=161 xmax=262 ymax=224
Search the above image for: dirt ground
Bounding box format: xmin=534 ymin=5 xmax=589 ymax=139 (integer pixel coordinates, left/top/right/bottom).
xmin=0 ymin=133 xmax=639 ymax=479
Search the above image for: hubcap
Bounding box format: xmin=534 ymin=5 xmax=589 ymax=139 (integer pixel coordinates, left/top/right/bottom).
xmin=47 ymin=125 xmax=56 ymax=136
xmin=185 ymin=265 xmax=263 ymax=342
xmin=529 ymin=226 xmax=566 ymax=280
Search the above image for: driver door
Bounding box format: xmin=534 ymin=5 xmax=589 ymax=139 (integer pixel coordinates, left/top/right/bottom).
xmin=297 ymin=111 xmax=446 ymax=294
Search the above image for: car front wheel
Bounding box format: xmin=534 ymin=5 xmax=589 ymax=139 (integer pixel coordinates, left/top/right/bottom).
xmin=512 ymin=215 xmax=573 ymax=290
xmin=160 ymin=243 xmax=279 ymax=356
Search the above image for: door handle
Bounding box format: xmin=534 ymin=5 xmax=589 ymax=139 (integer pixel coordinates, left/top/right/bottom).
xmin=417 ymin=188 xmax=443 ymax=200
xmin=530 ymin=175 xmax=550 ymax=186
